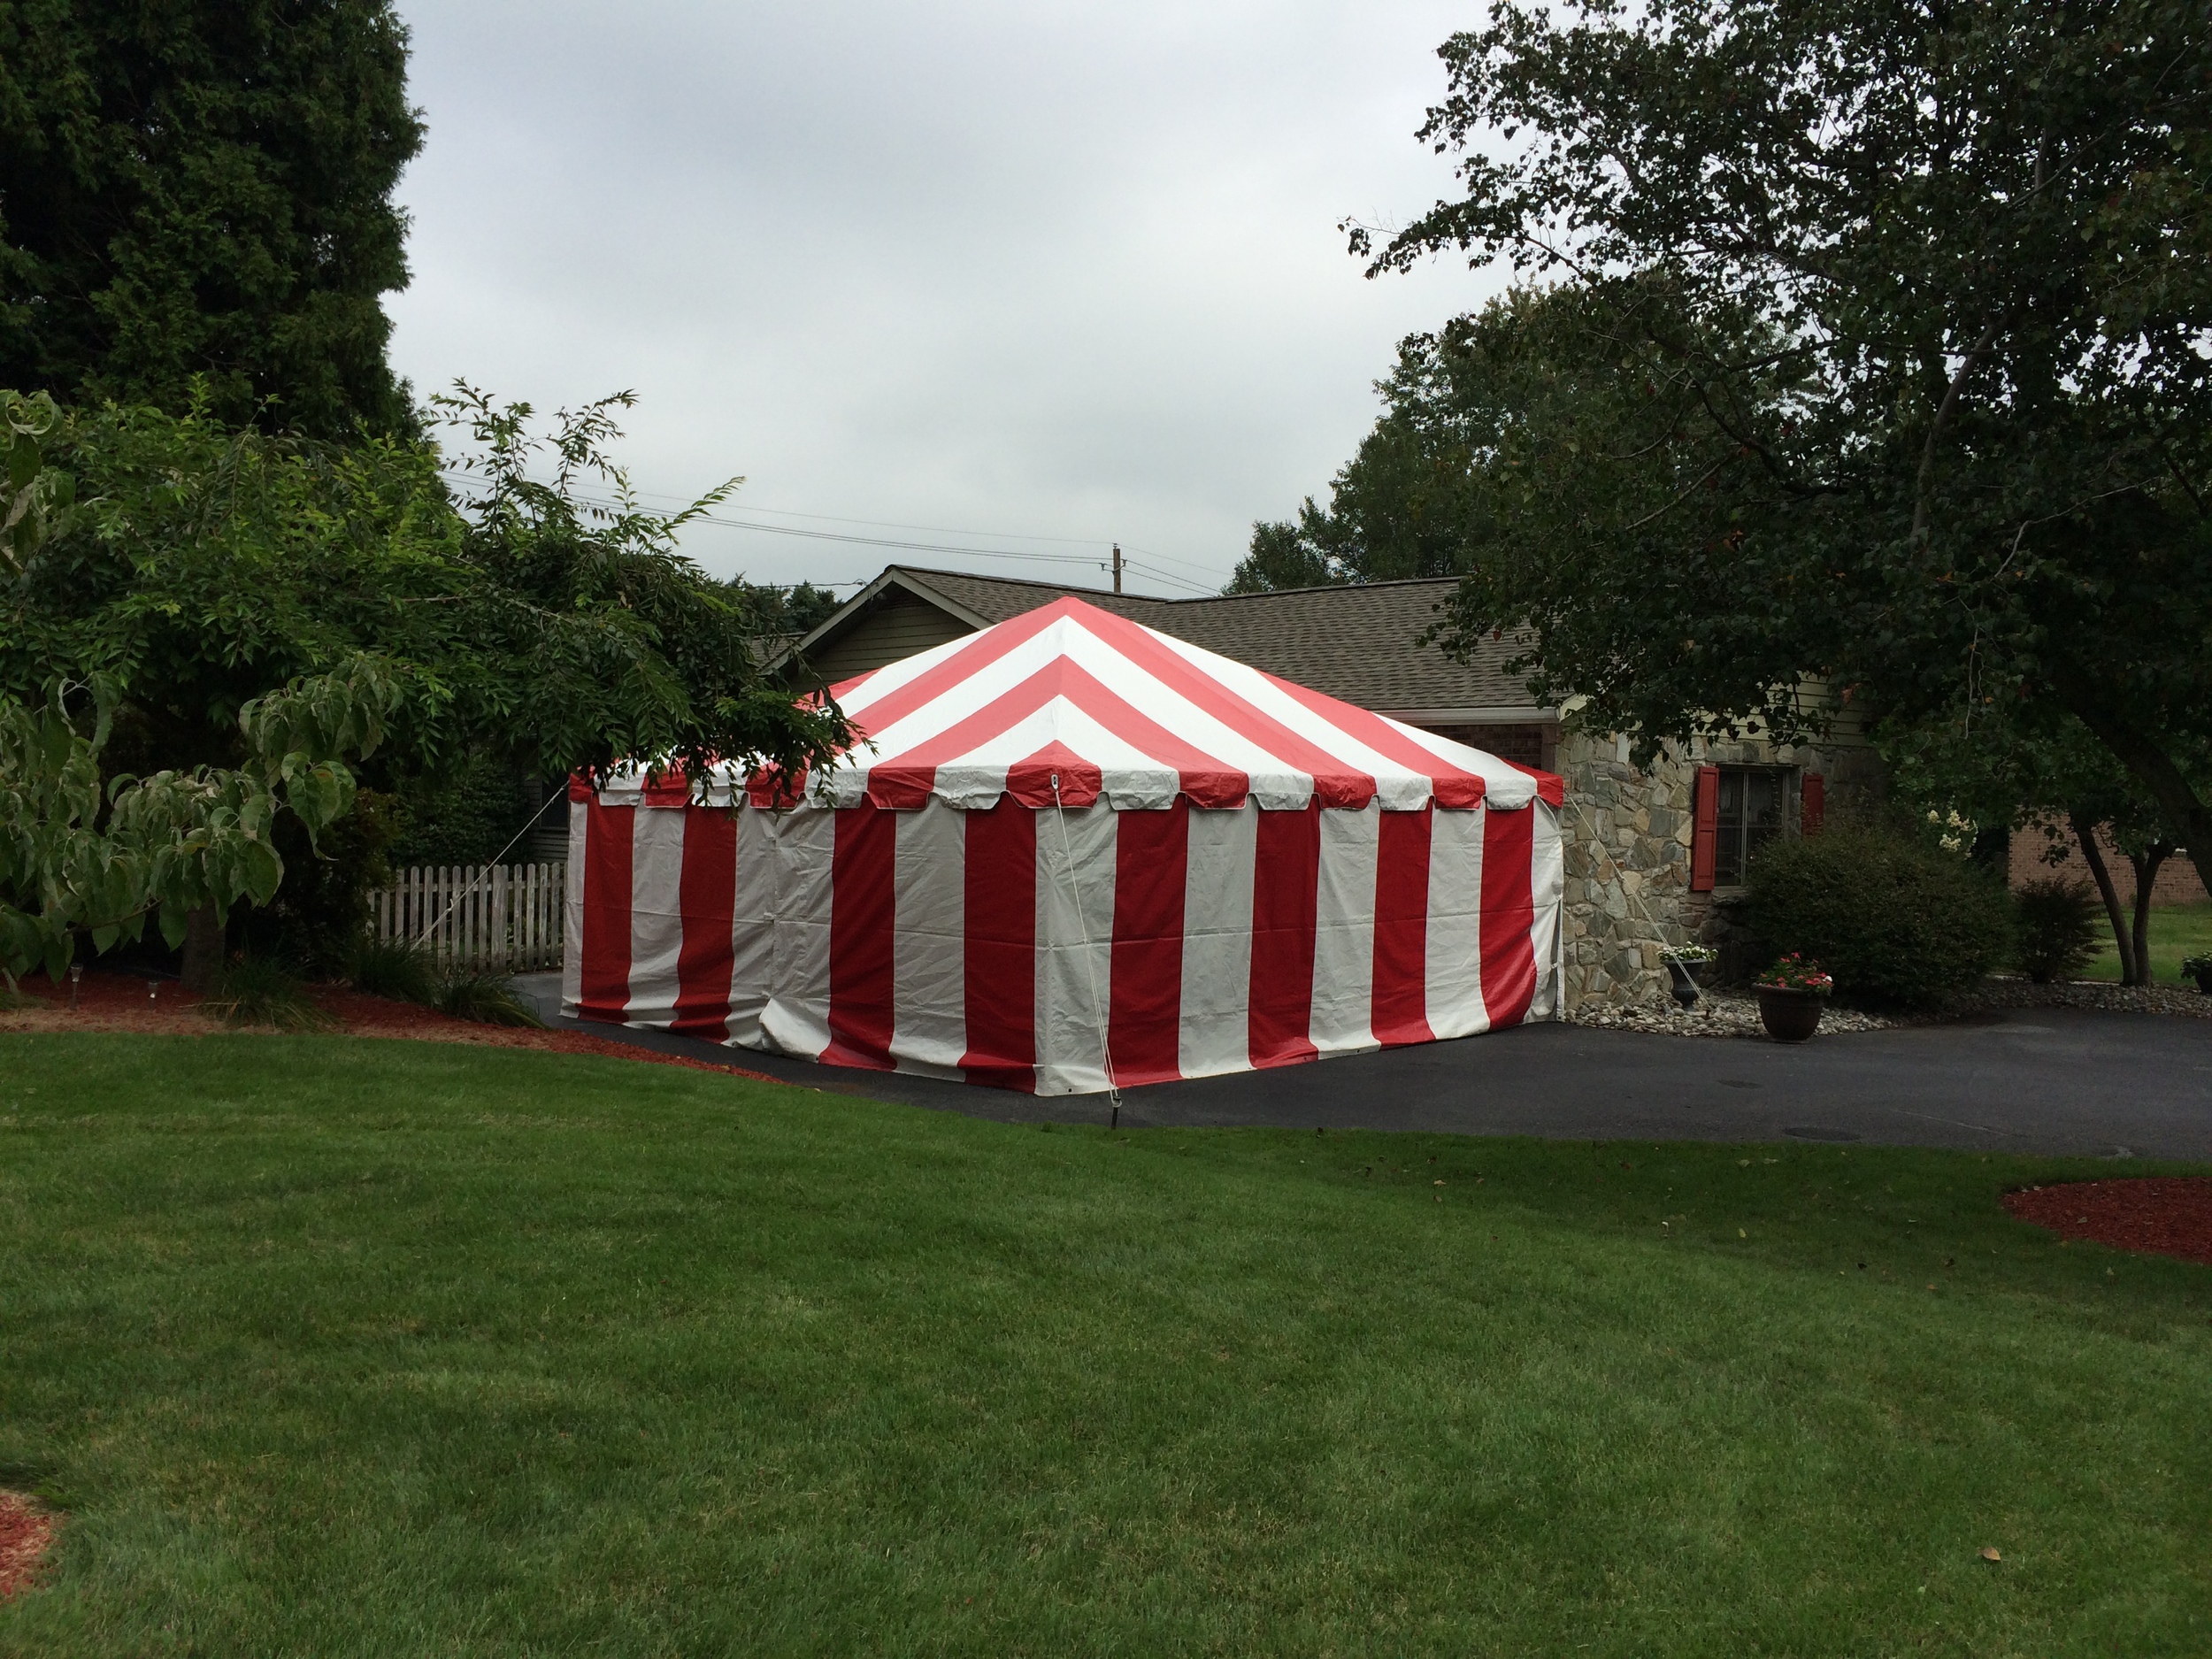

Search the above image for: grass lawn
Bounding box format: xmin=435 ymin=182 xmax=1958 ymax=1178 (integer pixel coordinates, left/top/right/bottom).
xmin=2083 ymin=902 xmax=2212 ymax=986
xmin=3 ymin=1036 xmax=2209 ymax=1656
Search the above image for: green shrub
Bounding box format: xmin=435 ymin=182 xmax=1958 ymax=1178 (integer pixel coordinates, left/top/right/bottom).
xmin=2013 ymin=878 xmax=2105 ymax=984
xmin=1744 ymin=826 xmax=2015 ymax=1009
xmin=205 ymin=957 xmax=334 ymax=1031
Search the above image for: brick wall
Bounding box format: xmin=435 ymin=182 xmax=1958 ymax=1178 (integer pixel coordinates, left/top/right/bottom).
xmin=2010 ymin=824 xmax=2207 ymax=906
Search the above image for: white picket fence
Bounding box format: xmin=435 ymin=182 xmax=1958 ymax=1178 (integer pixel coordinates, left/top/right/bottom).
xmin=372 ymin=864 xmax=567 ymax=972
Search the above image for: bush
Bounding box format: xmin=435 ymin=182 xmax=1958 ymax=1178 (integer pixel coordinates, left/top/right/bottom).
xmin=2013 ymin=878 xmax=2105 ymax=984
xmin=1744 ymin=826 xmax=2015 ymax=1009
xmin=205 ymin=957 xmax=334 ymax=1031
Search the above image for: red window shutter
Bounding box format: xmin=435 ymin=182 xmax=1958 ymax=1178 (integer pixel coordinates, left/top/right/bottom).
xmin=1690 ymin=765 xmax=1720 ymax=892
xmin=1801 ymin=772 xmax=1825 ymax=836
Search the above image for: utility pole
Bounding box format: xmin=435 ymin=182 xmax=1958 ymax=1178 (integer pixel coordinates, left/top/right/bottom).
xmin=1111 ymin=542 xmax=1123 ymax=594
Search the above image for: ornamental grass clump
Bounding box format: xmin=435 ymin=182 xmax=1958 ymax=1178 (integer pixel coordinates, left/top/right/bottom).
xmin=432 ymin=967 xmax=544 ymax=1028
xmin=2013 ymin=878 xmax=2105 ymax=985
xmin=346 ymin=935 xmax=442 ymax=1005
xmin=347 ymin=936 xmax=542 ymax=1027
xmin=205 ymin=957 xmax=334 ymax=1032
xmin=1745 ymin=826 xmax=2014 ymax=1010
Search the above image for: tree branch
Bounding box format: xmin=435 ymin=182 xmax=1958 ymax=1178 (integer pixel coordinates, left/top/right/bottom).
xmin=1911 ymin=321 xmax=2000 ymax=543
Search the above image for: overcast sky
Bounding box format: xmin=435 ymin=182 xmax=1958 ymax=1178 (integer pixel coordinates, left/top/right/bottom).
xmin=385 ymin=2 xmax=1503 ymax=599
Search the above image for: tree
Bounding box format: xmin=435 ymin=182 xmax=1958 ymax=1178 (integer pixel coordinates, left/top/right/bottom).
xmin=1226 ymin=407 xmax=1486 ymax=593
xmin=1 ymin=384 xmax=850 ymax=974
xmin=1356 ymin=0 xmax=2212 ymax=895
xmin=0 ymin=0 xmax=423 ymax=435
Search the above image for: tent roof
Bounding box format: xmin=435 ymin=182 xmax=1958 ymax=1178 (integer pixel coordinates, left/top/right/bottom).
xmin=609 ymin=597 xmax=1564 ymax=812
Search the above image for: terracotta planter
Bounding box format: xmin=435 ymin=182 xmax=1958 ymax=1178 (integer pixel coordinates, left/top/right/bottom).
xmin=1755 ymin=985 xmax=1827 ymax=1042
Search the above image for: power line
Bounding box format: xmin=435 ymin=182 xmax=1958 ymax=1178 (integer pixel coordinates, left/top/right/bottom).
xmin=437 ymin=465 xmax=1233 ymax=596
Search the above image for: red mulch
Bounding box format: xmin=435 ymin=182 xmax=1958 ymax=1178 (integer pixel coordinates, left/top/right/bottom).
xmin=0 ymin=1493 xmax=53 ymax=1601
xmin=1 ymin=970 xmax=786 ymax=1086
xmin=2004 ymin=1179 xmax=2212 ymax=1267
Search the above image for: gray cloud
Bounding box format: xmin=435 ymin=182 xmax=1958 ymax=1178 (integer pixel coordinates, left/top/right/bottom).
xmin=387 ymin=1 xmax=1502 ymax=597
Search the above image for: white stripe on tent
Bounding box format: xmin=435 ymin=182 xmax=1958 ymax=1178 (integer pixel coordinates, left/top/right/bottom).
xmin=627 ymin=803 xmax=687 ymax=1025
xmin=1528 ymin=802 xmax=1565 ymax=1021
xmin=1425 ymin=802 xmax=1491 ymax=1041
xmin=892 ymin=801 xmax=970 ymax=1076
xmin=1310 ymin=802 xmax=1381 ymax=1056
xmin=560 ymin=798 xmax=588 ymax=1015
xmin=761 ymin=807 xmax=836 ymax=1058
xmin=1179 ymin=804 xmax=1258 ymax=1080
xmin=728 ymin=807 xmax=779 ymax=1047
xmin=1034 ymin=800 xmax=1118 ymax=1096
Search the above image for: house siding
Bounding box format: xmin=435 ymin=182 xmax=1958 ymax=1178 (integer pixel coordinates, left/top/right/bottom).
xmin=805 ymin=590 xmax=976 ymax=687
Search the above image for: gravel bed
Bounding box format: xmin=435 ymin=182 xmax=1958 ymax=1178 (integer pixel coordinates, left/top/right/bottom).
xmin=1568 ymin=977 xmax=2212 ymax=1039
xmin=1568 ymin=993 xmax=1899 ymax=1040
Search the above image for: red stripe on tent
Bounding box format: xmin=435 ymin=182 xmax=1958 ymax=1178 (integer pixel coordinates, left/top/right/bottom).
xmin=577 ymin=797 xmax=634 ymax=1023
xmin=1110 ymin=806 xmax=1189 ymax=1086
xmin=746 ymin=764 xmax=807 ymax=810
xmin=825 ymin=803 xmax=897 ymax=1070
xmin=865 ymin=656 xmax=1249 ymax=810
xmin=835 ymin=602 xmax=1076 ymax=741
xmin=1506 ymin=761 xmax=1567 ymax=809
xmin=1006 ymin=741 xmax=1103 ymax=809
xmin=1479 ymin=803 xmax=1538 ymax=1028
xmin=1248 ymin=803 xmax=1321 ymax=1068
xmin=670 ymin=806 xmax=737 ymax=1041
xmin=1262 ymin=677 xmax=1489 ymax=810
xmin=641 ymin=764 xmax=689 ymax=807
xmin=1066 ymin=604 xmax=1379 ymax=808
xmin=961 ymin=801 xmax=1037 ymax=1091
xmin=1371 ymin=805 xmax=1434 ymax=1046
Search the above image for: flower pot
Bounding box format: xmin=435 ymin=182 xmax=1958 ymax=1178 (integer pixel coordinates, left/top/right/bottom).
xmin=2193 ymin=969 xmax=2212 ymax=998
xmin=1664 ymin=957 xmax=1703 ymax=1010
xmin=1755 ymin=985 xmax=1827 ymax=1042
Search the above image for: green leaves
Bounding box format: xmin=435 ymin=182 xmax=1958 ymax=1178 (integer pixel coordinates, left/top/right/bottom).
xmin=2 ymin=391 xmax=76 ymax=571
xmin=0 ymin=658 xmax=396 ymax=984
xmin=1345 ymin=0 xmax=2212 ymax=869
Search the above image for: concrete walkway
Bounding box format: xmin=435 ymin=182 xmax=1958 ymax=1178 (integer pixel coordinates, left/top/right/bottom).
xmin=511 ymin=976 xmax=2212 ymax=1160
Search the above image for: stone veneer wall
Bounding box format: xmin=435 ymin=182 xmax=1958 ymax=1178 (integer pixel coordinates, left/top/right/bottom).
xmin=1554 ymin=729 xmax=1883 ymax=1012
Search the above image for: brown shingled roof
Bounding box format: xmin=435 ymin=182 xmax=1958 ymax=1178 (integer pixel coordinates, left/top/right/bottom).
xmin=877 ymin=567 xmax=1544 ymax=716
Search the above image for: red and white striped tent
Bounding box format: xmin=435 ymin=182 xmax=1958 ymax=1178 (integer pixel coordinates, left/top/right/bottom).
xmin=562 ymin=596 xmax=1563 ymax=1094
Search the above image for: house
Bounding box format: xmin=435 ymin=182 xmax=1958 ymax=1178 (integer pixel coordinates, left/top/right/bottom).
xmin=780 ymin=566 xmax=1881 ymax=1008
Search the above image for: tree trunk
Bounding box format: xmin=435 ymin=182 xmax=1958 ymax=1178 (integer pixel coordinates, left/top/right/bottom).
xmin=2129 ymin=846 xmax=2170 ymax=987
xmin=2070 ymin=814 xmax=2136 ymax=986
xmin=2053 ymin=667 xmax=2212 ymax=912
xmin=180 ymin=905 xmax=224 ymax=994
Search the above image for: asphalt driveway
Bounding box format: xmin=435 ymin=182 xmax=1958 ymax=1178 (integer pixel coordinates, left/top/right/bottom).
xmin=511 ymin=977 xmax=2212 ymax=1160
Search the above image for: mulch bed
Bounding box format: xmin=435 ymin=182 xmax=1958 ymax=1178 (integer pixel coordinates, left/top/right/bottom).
xmin=2004 ymin=1179 xmax=2212 ymax=1267
xmin=0 ymin=971 xmax=786 ymax=1086
xmin=0 ymin=1493 xmax=54 ymax=1601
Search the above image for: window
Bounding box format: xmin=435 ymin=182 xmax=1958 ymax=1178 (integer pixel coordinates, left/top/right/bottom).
xmin=1712 ymin=767 xmax=1786 ymax=886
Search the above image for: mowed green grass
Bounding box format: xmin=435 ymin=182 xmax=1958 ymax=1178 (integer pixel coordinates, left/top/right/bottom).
xmin=2 ymin=1037 xmax=2208 ymax=1657
xmin=2083 ymin=901 xmax=2212 ymax=986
